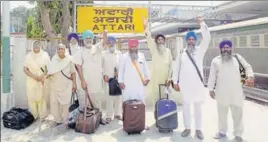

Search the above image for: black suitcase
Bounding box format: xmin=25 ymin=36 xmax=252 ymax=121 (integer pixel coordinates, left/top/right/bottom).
xmin=2 ymin=107 xmax=35 ymax=130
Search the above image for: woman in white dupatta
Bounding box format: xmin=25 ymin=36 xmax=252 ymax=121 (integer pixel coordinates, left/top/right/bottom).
xmin=24 ymin=40 xmax=50 ymax=120
xmin=47 ymin=43 xmax=77 ymax=126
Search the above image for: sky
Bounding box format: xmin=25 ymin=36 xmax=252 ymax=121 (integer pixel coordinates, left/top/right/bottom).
xmin=1 ymin=1 xmax=228 ymax=12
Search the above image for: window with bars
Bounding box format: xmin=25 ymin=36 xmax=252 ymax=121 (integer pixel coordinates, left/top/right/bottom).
xmin=239 ymin=36 xmax=247 ymax=48
xmin=264 ymin=34 xmax=268 ymax=47
xmin=250 ymin=35 xmax=260 ymax=47
xmin=230 ymin=37 xmax=236 ymax=48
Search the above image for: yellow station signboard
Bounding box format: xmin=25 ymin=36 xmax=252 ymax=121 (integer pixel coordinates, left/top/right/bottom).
xmin=76 ymin=6 xmax=148 ymax=33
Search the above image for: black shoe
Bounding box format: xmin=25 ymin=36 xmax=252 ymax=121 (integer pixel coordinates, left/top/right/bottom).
xmin=100 ymin=119 xmax=107 ymax=125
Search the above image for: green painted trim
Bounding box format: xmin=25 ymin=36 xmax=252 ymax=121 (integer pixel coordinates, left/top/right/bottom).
xmin=2 ymin=36 xmax=10 ymax=93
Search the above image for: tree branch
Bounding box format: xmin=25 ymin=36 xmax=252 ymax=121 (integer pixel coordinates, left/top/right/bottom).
xmin=61 ymin=1 xmax=71 ymax=45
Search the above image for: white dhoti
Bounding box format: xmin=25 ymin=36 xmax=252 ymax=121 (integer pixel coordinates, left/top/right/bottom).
xmin=182 ymin=102 xmax=203 ymax=130
xmin=217 ymin=103 xmax=244 ymax=137
xmin=104 ymin=84 xmax=122 ymax=119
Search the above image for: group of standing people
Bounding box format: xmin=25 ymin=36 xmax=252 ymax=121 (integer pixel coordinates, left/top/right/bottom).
xmin=24 ymin=16 xmax=254 ymax=141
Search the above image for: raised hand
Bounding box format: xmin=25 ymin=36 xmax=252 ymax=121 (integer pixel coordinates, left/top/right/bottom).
xmin=173 ymin=84 xmax=180 ymax=92
xmin=197 ymin=16 xmax=204 ymax=24
xmin=209 ymin=90 xmax=216 ymax=99
xmin=143 ymin=17 xmax=148 ymax=30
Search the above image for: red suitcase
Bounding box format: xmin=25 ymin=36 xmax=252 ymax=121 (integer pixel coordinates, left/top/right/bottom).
xmin=123 ymin=99 xmax=145 ymax=135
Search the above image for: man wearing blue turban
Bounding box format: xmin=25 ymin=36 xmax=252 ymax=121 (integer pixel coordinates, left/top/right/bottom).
xmin=66 ymin=33 xmax=81 ymax=56
xmin=207 ymin=40 xmax=254 ymax=141
xmin=74 ymin=30 xmax=109 ymax=125
xmin=102 ymin=36 xmax=123 ymax=122
xmin=172 ymin=16 xmax=211 ymax=140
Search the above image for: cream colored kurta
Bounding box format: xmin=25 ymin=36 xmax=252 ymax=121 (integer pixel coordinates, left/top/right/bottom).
xmin=102 ymin=49 xmax=122 ymax=118
xmin=172 ymin=21 xmax=211 ymax=103
xmin=207 ymin=54 xmax=254 ymax=107
xmin=75 ymin=43 xmax=103 ymax=94
xmin=102 ymin=49 xmax=121 ymax=78
xmin=118 ymin=52 xmax=150 ymax=103
xmin=24 ymin=50 xmax=50 ymax=118
xmin=49 ymin=62 xmax=75 ymax=105
xmin=145 ymin=28 xmax=173 ymax=103
xmin=66 ymin=45 xmax=82 ymax=95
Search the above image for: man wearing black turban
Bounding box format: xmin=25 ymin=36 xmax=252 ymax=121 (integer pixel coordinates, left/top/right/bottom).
xmin=207 ymin=40 xmax=254 ymax=141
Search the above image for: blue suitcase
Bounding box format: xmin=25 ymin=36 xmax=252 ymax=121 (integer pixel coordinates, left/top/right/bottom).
xmin=154 ymin=84 xmax=178 ymax=133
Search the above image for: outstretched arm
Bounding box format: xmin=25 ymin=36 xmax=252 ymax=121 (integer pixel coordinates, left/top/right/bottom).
xmin=143 ymin=18 xmax=157 ymax=54
xmin=198 ymin=16 xmax=211 ymax=55
xmin=95 ymin=30 xmax=107 ymax=53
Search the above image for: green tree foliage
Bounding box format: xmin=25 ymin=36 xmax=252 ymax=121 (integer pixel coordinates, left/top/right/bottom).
xmin=26 ymin=0 xmax=92 ymax=39
xmin=10 ymin=6 xmax=29 ymax=33
xmin=26 ymin=7 xmax=44 ymax=38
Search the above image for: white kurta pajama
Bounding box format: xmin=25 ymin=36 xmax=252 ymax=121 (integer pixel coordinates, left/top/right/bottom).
xmin=102 ymin=49 xmax=122 ymax=118
xmin=24 ymin=47 xmax=50 ymax=119
xmin=172 ymin=21 xmax=211 ymax=130
xmin=145 ymin=28 xmax=173 ymax=105
xmin=48 ymin=55 xmax=75 ymax=124
xmin=118 ymin=52 xmax=150 ymax=104
xmin=207 ymin=54 xmax=254 ymax=137
xmin=66 ymin=45 xmax=83 ymax=102
xmin=74 ymin=42 xmax=105 ymax=112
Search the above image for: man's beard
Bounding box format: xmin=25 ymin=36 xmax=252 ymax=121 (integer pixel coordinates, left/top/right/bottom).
xmin=157 ymin=44 xmax=165 ymax=54
xmin=221 ymin=51 xmax=232 ymax=62
xmin=187 ymin=44 xmax=196 ymax=53
xmin=70 ymin=43 xmax=78 ymax=48
xmin=129 ymin=51 xmax=138 ymax=61
xmin=108 ymin=46 xmax=115 ymax=53
xmin=84 ymin=43 xmax=92 ymax=49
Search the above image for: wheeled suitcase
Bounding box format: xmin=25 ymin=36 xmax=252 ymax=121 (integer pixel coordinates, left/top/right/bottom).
xmin=154 ymin=84 xmax=178 ymax=132
xmin=123 ymin=99 xmax=145 ymax=135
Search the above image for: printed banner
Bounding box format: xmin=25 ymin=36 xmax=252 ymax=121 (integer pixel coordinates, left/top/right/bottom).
xmin=77 ymin=6 xmax=148 ymax=33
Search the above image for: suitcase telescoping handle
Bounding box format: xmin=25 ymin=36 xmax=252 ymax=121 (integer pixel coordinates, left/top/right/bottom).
xmin=158 ymin=84 xmax=169 ymax=100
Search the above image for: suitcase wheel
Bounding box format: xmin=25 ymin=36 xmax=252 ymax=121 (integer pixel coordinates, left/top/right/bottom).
xmin=127 ymin=132 xmax=141 ymax=135
xmin=159 ymin=129 xmax=173 ymax=133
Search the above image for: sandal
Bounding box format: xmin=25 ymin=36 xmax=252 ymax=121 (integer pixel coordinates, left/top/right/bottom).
xmin=106 ymin=118 xmax=112 ymax=123
xmin=114 ymin=115 xmax=122 ymax=120
xmin=100 ymin=119 xmax=107 ymax=125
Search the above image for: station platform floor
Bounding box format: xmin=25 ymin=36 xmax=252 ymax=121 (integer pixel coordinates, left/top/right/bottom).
xmin=1 ymin=95 xmax=268 ymax=142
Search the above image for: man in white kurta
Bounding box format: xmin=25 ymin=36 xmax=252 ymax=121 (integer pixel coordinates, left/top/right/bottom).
xmin=102 ymin=36 xmax=123 ymax=122
xmin=66 ymin=33 xmax=82 ymax=56
xmin=75 ymin=30 xmax=108 ymax=125
xmin=24 ymin=40 xmax=50 ymax=120
xmin=47 ymin=43 xmax=77 ymax=126
xmin=207 ymin=40 xmax=254 ymax=142
xmin=143 ymin=19 xmax=173 ymax=105
xmin=118 ymin=39 xmax=150 ymax=104
xmin=172 ymin=16 xmax=210 ymax=140
xmin=65 ymin=33 xmax=82 ymax=101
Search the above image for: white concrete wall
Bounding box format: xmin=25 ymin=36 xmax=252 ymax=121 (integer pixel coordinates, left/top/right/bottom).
xmin=12 ymin=35 xmax=28 ymax=108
